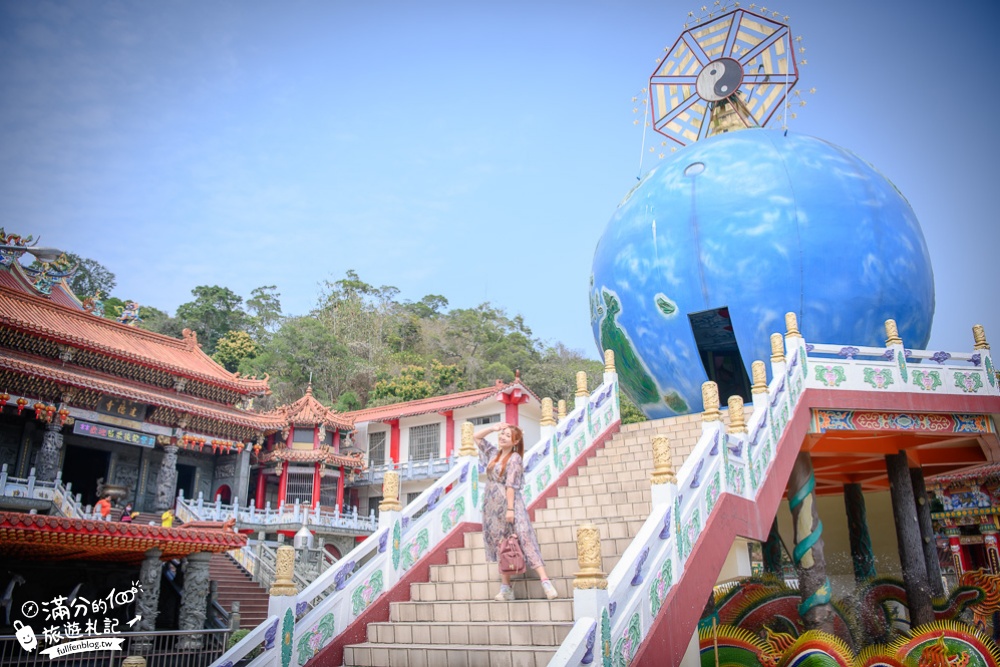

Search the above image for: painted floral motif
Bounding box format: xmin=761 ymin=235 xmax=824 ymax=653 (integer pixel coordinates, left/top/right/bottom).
xmin=601 ymin=607 xmax=612 ymax=667
xmin=522 ymin=483 xmax=533 ymax=504
xmin=954 ymin=372 xmax=984 ymax=394
xmin=612 ymin=612 xmax=642 ymax=667
xmin=471 ymin=463 xmax=479 ymax=508
xmin=295 ymin=612 xmax=335 ymax=666
xmin=399 ymin=528 xmax=430 ymax=572
xmin=898 ymin=351 xmax=908 ymax=383
xmin=350 ymin=569 xmax=384 ymax=616
xmin=706 ymin=472 xmax=720 ymax=515
xmin=912 ymin=370 xmax=942 ymax=391
xmin=863 ymin=367 xmax=894 ymax=390
xmin=678 ymin=509 xmax=700 ymax=560
xmin=391 ymin=520 xmax=401 ymax=571
xmin=442 ymin=497 xmax=466 ymax=532
xmin=727 ymin=464 xmax=745 ymax=496
xmin=535 ymin=464 xmax=552 ymax=492
xmin=649 ymin=558 xmax=673 ymax=616
xmin=281 ymin=608 xmax=294 ymax=667
xmin=985 ymin=356 xmax=996 ymax=387
xmin=814 ymin=365 xmax=847 ymax=387
xmin=556 ymin=444 xmax=571 ymax=471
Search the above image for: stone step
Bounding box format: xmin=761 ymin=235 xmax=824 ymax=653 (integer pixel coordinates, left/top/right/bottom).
xmin=343 ymin=642 xmax=555 ymax=667
xmin=409 ymin=575 xmax=574 ymax=602
xmin=388 ymin=599 xmax=575 ymax=624
xmin=366 ymin=621 xmax=573 ymax=646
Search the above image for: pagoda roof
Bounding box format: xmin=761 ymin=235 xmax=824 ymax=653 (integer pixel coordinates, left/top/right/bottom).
xmin=259 ymin=446 xmax=365 ymax=468
xmin=344 ymin=379 xmax=539 ymax=424
xmin=0 ymin=349 xmax=285 ymax=435
xmin=0 ymin=284 xmax=270 ymax=396
xmin=271 ymin=384 xmax=353 ymax=429
xmin=0 ymin=264 xmax=81 ymax=310
xmin=0 ymin=511 xmax=246 ymax=563
xmin=929 ymin=462 xmax=1000 ymax=486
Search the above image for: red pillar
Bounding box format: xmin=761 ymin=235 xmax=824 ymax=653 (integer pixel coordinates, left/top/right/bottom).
xmin=982 ymin=525 xmax=1000 ymax=574
xmin=946 ymin=527 xmax=968 ymax=575
xmin=278 ymin=461 xmax=289 ymax=506
xmin=312 ymin=462 xmax=321 ymax=509
xmin=500 ymin=388 xmax=529 ymax=427
xmin=441 ymin=411 xmax=455 ymax=457
xmin=255 ymin=469 xmax=266 ymax=507
xmin=333 ymin=429 xmax=341 ymax=453
xmin=388 ymin=420 xmax=400 ymax=464
xmin=336 ymin=467 xmax=345 ymax=511
xmin=313 ymin=426 xmax=319 ymax=448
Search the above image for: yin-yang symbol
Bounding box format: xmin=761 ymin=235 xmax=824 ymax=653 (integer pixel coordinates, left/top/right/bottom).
xmin=695 ymin=58 xmax=743 ymax=102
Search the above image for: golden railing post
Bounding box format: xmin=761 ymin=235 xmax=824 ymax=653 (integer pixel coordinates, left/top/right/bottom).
xmin=573 ymin=524 xmax=607 ymax=590
xmin=751 ymin=360 xmax=768 ymax=396
xmin=885 ymin=319 xmax=903 ymax=347
xmin=701 ymin=381 xmax=720 ymax=422
xmin=269 ymin=545 xmax=299 ymax=596
xmin=727 ymin=396 xmax=747 ymax=434
xmin=574 ymin=371 xmax=589 ymax=410
xmin=459 ymin=422 xmax=476 ymax=457
xmin=540 ymin=398 xmax=556 ymax=426
xmin=557 ymin=400 xmax=567 ymax=421
xmin=379 ymin=471 xmax=402 ymax=513
xmin=973 ymin=324 xmax=990 ymax=350
xmin=785 ymin=312 xmax=802 ymax=338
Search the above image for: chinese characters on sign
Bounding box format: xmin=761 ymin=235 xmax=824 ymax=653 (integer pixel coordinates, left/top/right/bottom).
xmin=73 ymin=421 xmax=156 ymax=448
xmin=95 ymin=395 xmax=148 ymax=422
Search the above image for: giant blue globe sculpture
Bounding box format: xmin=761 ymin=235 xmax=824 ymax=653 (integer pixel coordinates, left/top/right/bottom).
xmin=590 ymin=129 xmax=934 ymax=419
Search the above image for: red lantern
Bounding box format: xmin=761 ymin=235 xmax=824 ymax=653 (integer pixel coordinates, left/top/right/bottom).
xmin=44 ymin=404 xmax=56 ymax=423
xmin=0 ymin=392 xmax=9 ymax=408
xmin=16 ymin=397 xmax=27 ymax=415
xmin=33 ymin=402 xmax=45 ymax=420
xmin=58 ymin=408 xmax=70 ymax=425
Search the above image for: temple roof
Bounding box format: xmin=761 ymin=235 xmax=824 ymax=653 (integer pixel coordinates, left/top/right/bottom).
xmin=0 ymin=349 xmax=285 ymax=436
xmin=271 ymin=384 xmax=353 ymax=429
xmin=929 ymin=462 xmax=1000 ymax=486
xmin=0 ymin=284 xmax=270 ymax=396
xmin=344 ymin=379 xmax=539 ymax=424
xmin=0 ymin=511 xmax=247 ymax=563
xmin=259 ymin=446 xmax=365 ymax=468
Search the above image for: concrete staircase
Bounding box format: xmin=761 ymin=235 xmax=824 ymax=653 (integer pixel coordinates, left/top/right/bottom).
xmin=209 ymin=552 xmax=271 ymax=629
xmin=340 ymin=415 xmax=705 ymax=667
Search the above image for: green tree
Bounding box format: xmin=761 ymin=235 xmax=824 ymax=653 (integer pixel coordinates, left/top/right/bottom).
xmin=175 ymin=285 xmax=247 ymax=354
xmin=65 ymin=253 xmax=116 ymax=299
xmin=402 ymin=294 xmax=449 ymax=319
xmin=213 ymin=330 xmax=260 ymax=372
xmin=619 ymin=393 xmax=647 ymax=425
xmin=138 ymin=305 xmax=185 ymax=338
xmin=521 ymin=343 xmax=604 ymax=404
xmin=246 ymin=285 xmax=283 ymax=344
xmin=435 ymin=303 xmax=539 ymax=387
xmin=370 ymin=365 xmax=435 ymax=404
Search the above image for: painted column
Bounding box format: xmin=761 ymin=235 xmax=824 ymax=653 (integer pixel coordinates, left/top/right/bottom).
xmin=441 ymin=411 xmax=455 ymax=457
xmin=336 ymin=468 xmax=345 ymax=511
xmin=154 ymin=444 xmax=179 ymax=512
xmin=763 ymin=517 xmax=784 ymax=577
xmin=910 ymin=467 xmax=945 ymax=597
xmin=36 ymin=419 xmax=64 ymax=482
xmin=539 ymin=399 xmax=556 ymax=444
xmin=277 ymin=461 xmax=288 ymax=506
xmin=574 ymin=372 xmax=588 ymax=411
xmin=312 ymin=463 xmax=321 ymax=508
xmin=177 ymin=552 xmax=213 ymax=649
xmin=885 ymin=451 xmax=934 ymax=626
xmin=843 ymin=483 xmax=877 ymax=583
xmin=388 ymin=420 xmax=400 ymax=464
xmin=982 ymin=525 xmax=1000 ymax=575
xmin=946 ymin=527 xmax=967 ymax=576
xmin=787 ymin=451 xmax=837 ymax=633
xmin=332 ymin=428 xmax=340 ymax=454
xmin=136 ymin=548 xmax=162 ymax=632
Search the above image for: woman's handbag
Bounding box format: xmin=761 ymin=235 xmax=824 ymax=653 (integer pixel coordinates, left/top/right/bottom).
xmin=498 ymin=531 xmax=526 ymax=575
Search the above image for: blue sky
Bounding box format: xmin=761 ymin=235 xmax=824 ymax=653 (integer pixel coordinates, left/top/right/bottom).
xmin=1 ymin=0 xmax=997 ymax=359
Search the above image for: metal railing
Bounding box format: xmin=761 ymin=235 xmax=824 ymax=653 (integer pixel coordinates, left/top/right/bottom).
xmin=0 ymin=628 xmax=232 ymax=667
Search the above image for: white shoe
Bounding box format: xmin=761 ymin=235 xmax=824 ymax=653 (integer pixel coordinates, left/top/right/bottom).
xmin=494 ymin=584 xmax=514 ymax=601
xmin=541 ymin=580 xmax=558 ymax=600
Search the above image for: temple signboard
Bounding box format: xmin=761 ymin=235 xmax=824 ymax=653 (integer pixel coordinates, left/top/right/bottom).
xmin=96 ymin=395 xmax=149 ymax=422
xmin=73 ymin=421 xmax=156 ymax=449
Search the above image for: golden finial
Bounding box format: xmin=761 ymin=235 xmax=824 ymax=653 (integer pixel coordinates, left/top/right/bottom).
xmin=575 ymin=371 xmax=589 ymax=398
xmin=573 ymin=524 xmax=607 ymax=590
xmin=459 ymin=422 xmax=476 ymax=457
xmin=701 ymin=381 xmax=720 ymax=422
xmin=540 ymin=398 xmax=556 ymax=427
xmin=885 ymin=319 xmax=903 ymax=346
xmin=751 ymin=360 xmax=768 ymax=394
xmin=727 ymin=396 xmax=747 ymax=434
xmin=379 ymin=471 xmax=402 ymax=512
xmin=770 ymin=333 xmax=785 ymax=363
xmin=557 ymin=399 xmax=567 ymax=421
xmin=785 ymin=312 xmax=801 ymax=338
xmin=604 ymin=349 xmax=616 ymax=374
xmin=973 ymin=324 xmax=990 ymax=351
xmin=650 ymin=436 xmax=676 ymax=485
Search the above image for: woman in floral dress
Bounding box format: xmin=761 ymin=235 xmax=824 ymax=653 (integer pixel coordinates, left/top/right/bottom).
xmin=475 ymin=421 xmax=558 ymax=601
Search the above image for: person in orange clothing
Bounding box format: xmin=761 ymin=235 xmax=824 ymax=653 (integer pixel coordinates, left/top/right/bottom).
xmin=94 ymin=494 xmax=112 ymax=520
